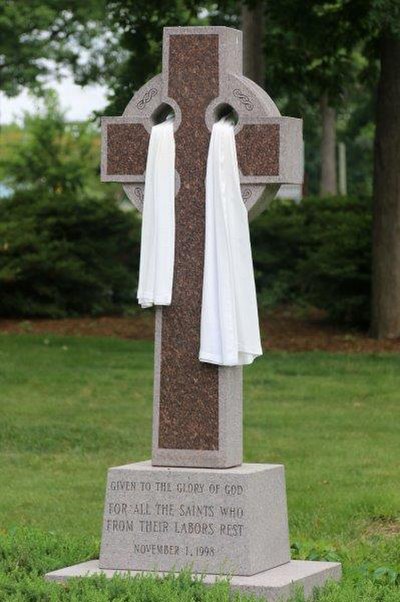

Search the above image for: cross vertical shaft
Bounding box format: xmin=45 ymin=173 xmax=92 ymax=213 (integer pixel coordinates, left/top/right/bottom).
xmin=151 ymin=28 xmax=245 ymax=468
xmin=157 ymin=34 xmax=220 ymax=452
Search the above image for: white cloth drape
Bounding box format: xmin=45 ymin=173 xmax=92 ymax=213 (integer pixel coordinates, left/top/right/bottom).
xmin=137 ymin=119 xmax=175 ymax=308
xmin=137 ymin=117 xmax=262 ymax=366
xmin=199 ymin=119 xmax=262 ymax=366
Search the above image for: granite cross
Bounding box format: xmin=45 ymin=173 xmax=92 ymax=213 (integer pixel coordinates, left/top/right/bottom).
xmin=101 ymin=26 xmax=303 ymax=469
xmin=45 ymin=27 xmax=340 ymax=593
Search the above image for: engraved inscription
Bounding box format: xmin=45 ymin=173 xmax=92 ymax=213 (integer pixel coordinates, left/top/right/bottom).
xmin=103 ymin=476 xmax=247 ymax=566
xmin=100 ymin=466 xmax=290 ymax=575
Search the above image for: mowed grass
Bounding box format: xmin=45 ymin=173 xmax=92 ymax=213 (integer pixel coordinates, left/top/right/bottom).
xmin=0 ymin=334 xmax=399 ymax=601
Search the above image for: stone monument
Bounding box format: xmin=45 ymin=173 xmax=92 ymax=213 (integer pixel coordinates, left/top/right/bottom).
xmin=46 ymin=26 xmax=341 ymax=600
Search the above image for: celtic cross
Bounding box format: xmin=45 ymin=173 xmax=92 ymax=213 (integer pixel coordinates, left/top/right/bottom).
xmin=101 ymin=27 xmax=302 ymax=469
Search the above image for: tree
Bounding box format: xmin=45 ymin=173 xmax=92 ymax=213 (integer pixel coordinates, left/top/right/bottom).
xmin=319 ymin=92 xmax=337 ymax=194
xmin=76 ymin=1 xmax=207 ymax=116
xmin=4 ymin=0 xmax=400 ymax=335
xmin=241 ymin=1 xmax=265 ymax=87
xmin=0 ymin=1 xmax=105 ymax=97
xmin=337 ymin=79 xmax=375 ymax=197
xmin=1 ymin=91 xmax=100 ymax=197
xmin=264 ymin=0 xmax=400 ymax=337
xmin=370 ymin=6 xmax=400 ymax=338
xmin=0 ymin=92 xmax=138 ymax=317
xmin=263 ymin=2 xmax=363 ymax=196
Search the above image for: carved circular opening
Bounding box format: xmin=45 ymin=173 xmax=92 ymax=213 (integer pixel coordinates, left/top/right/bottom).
xmin=151 ymin=103 xmax=175 ymax=125
xmin=213 ymin=103 xmax=239 ymax=125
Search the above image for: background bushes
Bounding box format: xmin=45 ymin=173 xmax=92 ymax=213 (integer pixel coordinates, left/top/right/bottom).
xmin=252 ymin=196 xmax=372 ymax=326
xmin=0 ymin=192 xmax=140 ymax=317
xmin=0 ymin=95 xmax=372 ymax=324
xmin=0 ymin=94 xmax=140 ymax=318
xmin=0 ymin=192 xmax=372 ymax=325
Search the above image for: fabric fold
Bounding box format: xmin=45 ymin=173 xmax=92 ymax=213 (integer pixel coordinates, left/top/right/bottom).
xmin=137 ymin=119 xmax=175 ymax=308
xmin=199 ymin=119 xmax=262 ymax=366
xmin=137 ymin=117 xmax=262 ymax=367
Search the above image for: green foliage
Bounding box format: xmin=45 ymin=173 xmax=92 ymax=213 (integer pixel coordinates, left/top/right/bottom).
xmin=0 ymin=189 xmax=372 ymax=322
xmin=300 ymin=196 xmax=372 ymax=325
xmin=0 ymin=91 xmax=138 ymax=318
xmin=0 ymin=527 xmax=399 ymax=602
xmin=89 ymin=1 xmax=208 ymax=115
xmin=0 ymin=88 xmax=375 ymax=326
xmin=0 ymin=1 xmax=105 ymax=97
xmin=252 ymin=196 xmax=372 ymax=326
xmin=337 ymin=90 xmax=375 ymax=197
xmin=264 ymin=1 xmax=360 ymax=108
xmin=362 ymin=566 xmax=400 ymax=586
xmin=291 ymin=543 xmax=342 ymax=564
xmin=1 ymin=91 xmax=103 ymax=198
xmin=0 ymin=191 xmax=139 ymax=317
xmin=364 ymin=0 xmax=400 ymax=39
xmin=252 ymin=198 xmax=307 ymax=308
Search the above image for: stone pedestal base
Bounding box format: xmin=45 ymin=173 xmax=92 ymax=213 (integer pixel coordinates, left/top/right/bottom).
xmin=99 ymin=461 xmax=290 ymax=576
xmin=45 ymin=460 xmax=342 ymax=599
xmin=45 ymin=559 xmax=342 ymax=601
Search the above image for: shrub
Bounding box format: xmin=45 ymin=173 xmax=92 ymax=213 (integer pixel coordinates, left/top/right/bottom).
xmin=0 ymin=194 xmax=372 ymax=323
xmin=0 ymin=91 xmax=141 ymax=318
xmin=299 ymin=196 xmax=372 ymax=326
xmin=251 ymin=196 xmax=372 ymax=326
xmin=0 ymin=91 xmax=102 ymax=199
xmin=251 ymin=197 xmax=308 ymax=308
xmin=0 ymin=191 xmax=140 ymax=317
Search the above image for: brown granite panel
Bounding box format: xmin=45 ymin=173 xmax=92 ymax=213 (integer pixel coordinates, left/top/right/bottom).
xmin=107 ymin=123 xmax=149 ymax=176
xmin=158 ymin=34 xmax=220 ymax=451
xmin=236 ymin=124 xmax=280 ymax=176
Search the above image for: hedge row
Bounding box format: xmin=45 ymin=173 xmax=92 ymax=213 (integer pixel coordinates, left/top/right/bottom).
xmin=0 ymin=192 xmax=140 ymax=317
xmin=0 ymin=193 xmax=371 ymax=325
xmin=252 ymin=195 xmax=372 ymax=326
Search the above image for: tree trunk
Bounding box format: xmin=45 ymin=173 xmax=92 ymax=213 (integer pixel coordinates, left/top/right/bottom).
xmin=241 ymin=1 xmax=265 ymax=88
xmin=319 ymin=92 xmax=337 ymax=195
xmin=371 ymin=36 xmax=400 ymax=339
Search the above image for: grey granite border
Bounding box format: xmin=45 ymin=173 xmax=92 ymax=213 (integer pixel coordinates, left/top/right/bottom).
xmin=45 ymin=559 xmax=341 ymax=602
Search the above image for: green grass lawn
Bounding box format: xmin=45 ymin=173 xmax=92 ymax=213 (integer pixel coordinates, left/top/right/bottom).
xmin=0 ymin=334 xmax=399 ymax=601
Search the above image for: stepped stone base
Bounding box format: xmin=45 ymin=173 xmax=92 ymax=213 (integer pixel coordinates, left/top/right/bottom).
xmin=44 ymin=460 xmax=342 ymax=599
xmin=45 ymin=559 xmax=341 ymax=601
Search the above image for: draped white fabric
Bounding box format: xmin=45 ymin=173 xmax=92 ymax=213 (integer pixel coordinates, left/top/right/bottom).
xmin=137 ymin=117 xmax=262 ymax=366
xmin=199 ymin=119 xmax=262 ymax=366
xmin=137 ymin=119 xmax=175 ymax=308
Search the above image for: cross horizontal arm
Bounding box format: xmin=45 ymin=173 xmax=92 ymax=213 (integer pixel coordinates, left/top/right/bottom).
xmin=101 ymin=117 xmax=150 ymax=182
xmin=236 ymin=116 xmax=303 ymax=184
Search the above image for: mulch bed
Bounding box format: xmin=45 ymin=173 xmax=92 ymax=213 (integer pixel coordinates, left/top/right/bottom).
xmin=0 ymin=308 xmax=399 ymax=353
xmin=260 ymin=308 xmax=400 ymax=353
